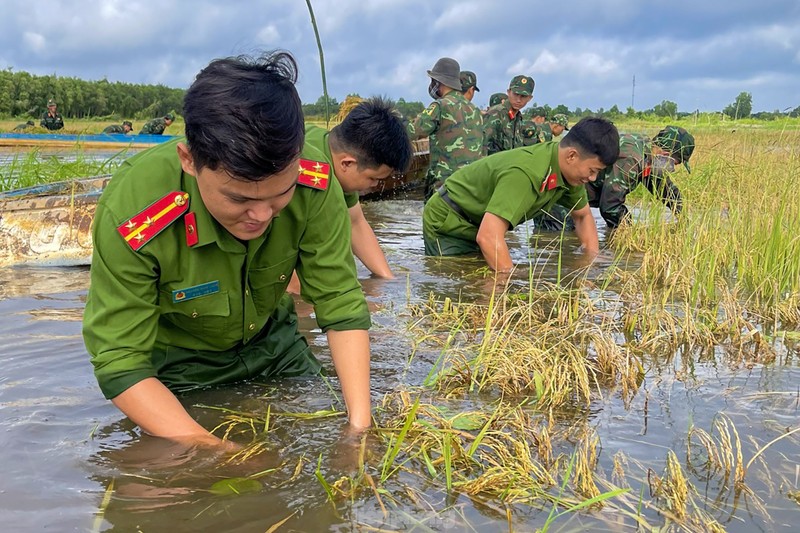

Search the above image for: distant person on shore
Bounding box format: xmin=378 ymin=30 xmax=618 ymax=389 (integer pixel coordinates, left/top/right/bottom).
xmin=13 ymin=120 xmax=35 ymax=132
xmin=287 ymin=96 xmax=413 ymax=290
xmin=422 ymin=117 xmax=619 ymax=271
xmin=103 ymin=121 xmax=133 ymax=134
xmin=407 ymin=57 xmax=484 ymax=200
xmin=483 ymin=75 xmax=534 ymax=155
xmin=83 ymin=51 xmax=374 ymax=449
xmin=40 ymin=99 xmax=64 ymax=131
xmin=139 ymin=113 xmax=175 ymax=135
xmin=459 ymin=71 xmax=480 ymax=102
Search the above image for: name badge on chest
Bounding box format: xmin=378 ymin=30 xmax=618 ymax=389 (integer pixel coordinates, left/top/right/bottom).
xmin=172 ymin=280 xmax=220 ymax=303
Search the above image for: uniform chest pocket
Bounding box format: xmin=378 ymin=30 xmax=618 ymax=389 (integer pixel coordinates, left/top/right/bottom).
xmin=248 ymin=257 xmax=296 ymax=316
xmin=159 ymin=290 xmax=231 ymax=335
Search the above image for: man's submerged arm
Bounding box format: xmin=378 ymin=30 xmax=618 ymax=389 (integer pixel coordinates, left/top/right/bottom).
xmin=476 ymin=212 xmax=513 ymax=271
xmin=571 ymin=205 xmax=599 ymax=256
xmin=349 ymin=203 xmax=393 ymax=278
xmin=326 ymin=329 xmax=371 ymax=428
xmin=111 ymin=378 xmax=226 ymax=446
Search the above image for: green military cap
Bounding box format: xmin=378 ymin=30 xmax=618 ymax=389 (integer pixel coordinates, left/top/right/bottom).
xmin=122 ymin=120 xmax=133 ymax=128
xmin=508 ymin=75 xmax=534 ymax=96
xmin=459 ymin=70 xmax=479 ymax=92
xmin=552 ymin=114 xmax=569 ymax=130
xmin=489 ymin=92 xmax=507 ymax=107
xmin=47 ymin=99 xmax=57 ymax=106
xmin=653 ymin=126 xmax=695 ymax=172
xmin=530 ymin=106 xmax=546 ymax=118
xmin=165 ymin=113 xmax=175 ymax=121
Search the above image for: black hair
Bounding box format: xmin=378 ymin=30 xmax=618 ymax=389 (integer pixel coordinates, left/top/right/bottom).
xmin=560 ymin=117 xmax=619 ymax=166
xmin=182 ymin=50 xmax=304 ymax=181
xmin=328 ymin=96 xmax=413 ymax=172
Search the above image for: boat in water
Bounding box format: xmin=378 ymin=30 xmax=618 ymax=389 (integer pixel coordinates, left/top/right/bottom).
xmin=0 ymin=139 xmax=430 ymax=267
xmin=0 ymin=132 xmax=178 ymax=150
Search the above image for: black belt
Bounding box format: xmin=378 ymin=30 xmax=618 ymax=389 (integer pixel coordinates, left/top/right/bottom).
xmin=437 ymin=186 xmax=478 ymax=226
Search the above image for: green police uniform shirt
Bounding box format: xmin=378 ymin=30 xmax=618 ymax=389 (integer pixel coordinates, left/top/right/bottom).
xmin=424 ymin=141 xmax=587 ymax=243
xmin=83 ymin=140 xmax=370 ymax=399
xmin=304 ymin=124 xmax=359 ymax=208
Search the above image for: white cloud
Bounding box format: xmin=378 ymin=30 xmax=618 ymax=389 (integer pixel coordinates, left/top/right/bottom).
xmin=512 ymin=49 xmax=618 ymax=77
xmin=256 ymin=25 xmax=280 ymax=44
xmin=23 ymin=32 xmax=46 ymax=54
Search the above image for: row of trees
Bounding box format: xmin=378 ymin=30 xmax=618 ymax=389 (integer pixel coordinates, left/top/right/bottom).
xmin=0 ymin=68 xmax=183 ymax=120
xmin=2 ymin=69 xmax=797 ymax=123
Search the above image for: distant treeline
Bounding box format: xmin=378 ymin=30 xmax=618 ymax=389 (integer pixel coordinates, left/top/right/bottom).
xmin=0 ymin=69 xmax=184 ymax=120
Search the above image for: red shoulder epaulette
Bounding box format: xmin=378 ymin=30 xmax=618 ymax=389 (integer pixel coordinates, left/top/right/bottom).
xmin=297 ymin=159 xmax=330 ymax=190
xmin=117 ymin=191 xmax=190 ymax=251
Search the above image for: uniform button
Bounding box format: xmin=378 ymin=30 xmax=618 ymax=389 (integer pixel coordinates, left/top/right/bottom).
xmin=279 ymin=274 xmax=286 ymax=281
xmin=245 ymin=288 xmax=250 ymax=296
xmin=191 ymin=311 xmax=198 ymax=318
xmin=248 ymin=323 xmax=256 ymax=331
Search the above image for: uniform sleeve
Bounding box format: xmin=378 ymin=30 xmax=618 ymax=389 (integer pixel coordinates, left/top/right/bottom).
xmin=296 ymin=180 xmax=370 ymax=332
xmin=556 ymin=185 xmax=589 ymax=212
xmin=644 ymin=169 xmax=683 ymax=215
xmin=407 ymin=102 xmax=441 ymax=139
xmin=82 ymin=200 xmax=162 ymax=399
xmin=597 ymin=160 xmax=632 ymax=228
xmin=343 ymin=190 xmax=360 ymax=209
xmin=483 ymin=112 xmax=502 ymax=156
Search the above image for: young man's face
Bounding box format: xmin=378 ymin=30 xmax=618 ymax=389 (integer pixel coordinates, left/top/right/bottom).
xmin=551 ymin=124 xmax=566 ymax=137
xmin=177 ymin=143 xmax=298 ymax=240
xmin=506 ymin=91 xmax=532 ymax=112
xmin=48 ymin=105 xmax=57 ymax=114
xmin=336 ymin=159 xmax=393 ymax=193
xmin=560 ymin=148 xmax=606 ymax=187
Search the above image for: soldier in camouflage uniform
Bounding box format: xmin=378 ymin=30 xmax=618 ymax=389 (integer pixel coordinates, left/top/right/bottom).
xmin=587 ymin=126 xmax=694 ymax=228
xmin=522 ymin=106 xmax=548 ymax=146
xmin=40 ymin=99 xmax=64 ymax=131
xmin=488 ymin=93 xmax=507 ymax=108
xmin=459 ymin=70 xmax=480 ymax=102
xmin=483 ymin=75 xmax=534 ymax=155
xmin=102 ymin=120 xmax=133 ymax=134
xmin=139 ymin=113 xmax=175 ymax=135
xmin=534 ymin=125 xmax=693 ymax=232
xmin=408 ymin=57 xmax=484 ymax=199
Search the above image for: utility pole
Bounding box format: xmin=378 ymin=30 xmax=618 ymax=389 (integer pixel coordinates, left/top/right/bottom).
xmin=631 ymin=75 xmax=636 ymax=110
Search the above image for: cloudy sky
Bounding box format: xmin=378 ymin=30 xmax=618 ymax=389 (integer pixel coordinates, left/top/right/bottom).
xmin=2 ymin=1 xmax=798 ymax=113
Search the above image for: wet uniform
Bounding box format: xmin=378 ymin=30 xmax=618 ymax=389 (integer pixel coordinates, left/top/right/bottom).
xmin=83 ymin=139 xmax=370 ymax=399
xmin=422 ymin=141 xmax=587 ymax=255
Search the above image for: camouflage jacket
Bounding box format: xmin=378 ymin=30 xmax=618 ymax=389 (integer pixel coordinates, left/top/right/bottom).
xmin=103 ymin=124 xmax=125 ymax=134
xmin=407 ymin=90 xmax=484 ymax=186
xmin=40 ymin=111 xmax=64 ymax=131
xmin=586 ymin=133 xmax=683 ymax=228
xmin=139 ymin=117 xmax=167 ymax=135
xmin=521 ymin=122 xmax=552 ymax=146
xmin=483 ymin=100 xmax=525 ymax=155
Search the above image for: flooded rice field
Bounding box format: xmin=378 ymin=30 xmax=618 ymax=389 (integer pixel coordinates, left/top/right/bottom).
xmin=0 ymin=189 xmax=797 ymax=532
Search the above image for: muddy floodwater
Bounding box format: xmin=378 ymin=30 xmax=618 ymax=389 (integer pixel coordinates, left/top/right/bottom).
xmin=1 ymin=193 xmax=798 ymax=532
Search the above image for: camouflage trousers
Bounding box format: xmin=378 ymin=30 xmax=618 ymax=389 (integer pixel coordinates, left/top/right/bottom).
xmin=529 ymin=205 xmax=575 ymax=231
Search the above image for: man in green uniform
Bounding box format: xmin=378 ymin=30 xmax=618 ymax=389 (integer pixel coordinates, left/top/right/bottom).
xmin=299 ymin=96 xmax=412 ymax=282
xmin=40 ymin=99 xmax=64 ymax=130
xmin=407 ymin=57 xmax=484 ymax=199
xmin=139 ymin=113 xmax=175 ymax=135
xmin=83 ymin=52 xmax=372 ymax=448
xmin=12 ymin=120 xmax=35 ymax=132
xmin=522 ymin=107 xmax=549 ymax=146
xmin=488 ymin=93 xmax=507 ymax=108
xmin=423 ymin=117 xmax=620 ymax=271
xmin=483 ymin=75 xmax=534 ymax=155
xmin=587 ymin=125 xmax=694 ymax=228
xmin=459 ymin=70 xmax=479 ymax=102
xmin=102 ymin=120 xmax=133 ymax=134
